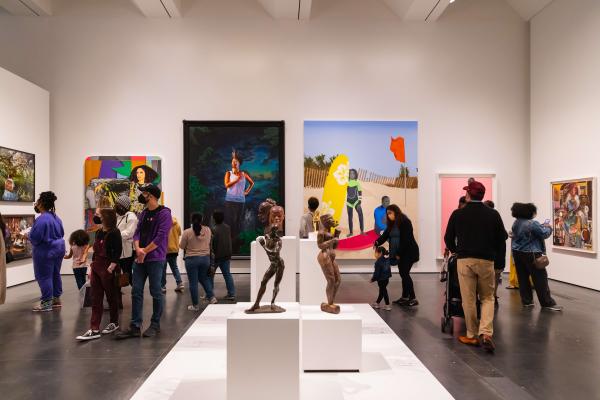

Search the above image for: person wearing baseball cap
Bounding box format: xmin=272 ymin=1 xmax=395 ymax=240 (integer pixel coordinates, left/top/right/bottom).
xmin=444 ymin=180 xmax=508 ymax=353
xmin=116 ymin=183 xmax=172 ymax=340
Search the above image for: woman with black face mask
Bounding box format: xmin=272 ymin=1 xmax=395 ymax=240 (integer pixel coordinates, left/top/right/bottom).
xmin=29 ymin=191 xmax=66 ymax=312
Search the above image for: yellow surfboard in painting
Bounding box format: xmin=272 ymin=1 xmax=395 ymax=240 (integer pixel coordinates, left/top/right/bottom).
xmin=320 ymin=154 xmax=349 ymax=224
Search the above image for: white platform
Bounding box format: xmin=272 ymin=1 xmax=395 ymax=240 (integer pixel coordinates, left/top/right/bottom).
xmin=301 ymin=305 xmax=362 ymax=372
xmin=298 ymin=238 xmax=327 ymax=305
xmin=130 ymin=303 xmax=454 ymax=400
xmin=250 ymin=236 xmax=297 ymax=303
xmin=227 ymin=302 xmax=300 ymax=400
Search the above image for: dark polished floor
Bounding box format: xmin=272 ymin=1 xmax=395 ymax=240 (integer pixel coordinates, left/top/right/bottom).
xmin=1 ymin=273 xmax=599 ymax=400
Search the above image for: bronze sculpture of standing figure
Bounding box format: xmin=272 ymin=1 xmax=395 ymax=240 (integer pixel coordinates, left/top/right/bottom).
xmin=317 ymin=214 xmax=342 ymax=314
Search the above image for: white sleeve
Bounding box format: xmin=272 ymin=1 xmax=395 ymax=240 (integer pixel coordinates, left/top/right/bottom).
xmin=120 ymin=213 xmax=138 ymax=241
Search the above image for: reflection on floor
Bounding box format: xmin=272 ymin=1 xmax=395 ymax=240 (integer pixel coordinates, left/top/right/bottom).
xmin=1 ymin=273 xmax=599 ymax=400
xmin=131 ymin=303 xmax=454 ymax=400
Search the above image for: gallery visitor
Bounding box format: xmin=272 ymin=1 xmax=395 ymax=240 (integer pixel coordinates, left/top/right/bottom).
xmin=115 ymin=195 xmax=138 ymax=287
xmin=510 ymin=202 xmax=562 ymax=311
xmin=180 ymin=213 xmax=215 ymax=311
xmin=371 ymin=246 xmax=392 ymax=311
xmin=373 ymin=196 xmax=390 ymax=235
xmin=76 ymin=208 xmax=122 ymax=341
xmin=29 ymin=191 xmax=66 ymax=312
xmin=211 ymin=210 xmax=235 ymax=301
xmin=116 ymin=184 xmax=172 ymax=339
xmin=223 ymin=150 xmax=254 ymax=253
xmin=64 ymin=229 xmax=90 ymax=290
xmin=444 ymin=181 xmax=507 ymax=353
xmin=346 ymin=168 xmax=365 ymax=237
xmin=374 ymin=204 xmax=420 ymax=307
xmin=484 ymin=200 xmax=506 ymax=307
xmin=162 ymin=216 xmax=184 ymax=293
xmin=299 ymin=197 xmax=320 ymax=238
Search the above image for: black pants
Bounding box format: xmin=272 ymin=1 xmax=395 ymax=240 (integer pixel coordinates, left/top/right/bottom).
xmin=225 ymin=201 xmax=244 ymax=252
xmin=376 ymin=279 xmax=390 ymax=304
xmin=512 ymin=250 xmax=556 ymax=307
xmin=398 ymin=260 xmax=416 ymax=300
xmin=119 ymin=257 xmax=134 ymax=286
xmin=347 ymin=204 xmax=364 ymax=234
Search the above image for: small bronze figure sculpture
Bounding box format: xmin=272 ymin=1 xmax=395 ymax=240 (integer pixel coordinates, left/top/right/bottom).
xmin=317 ymin=214 xmax=342 ymax=314
xmin=258 ymin=198 xmax=285 ymax=234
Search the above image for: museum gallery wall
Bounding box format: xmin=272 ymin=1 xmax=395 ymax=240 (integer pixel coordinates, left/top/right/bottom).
xmin=0 ymin=146 xmax=35 ymax=203
xmin=184 ymin=121 xmax=285 ymax=257
xmin=84 ymin=156 xmax=163 ymax=230
xmin=304 ymin=121 xmax=418 ymax=259
xmin=551 ymin=178 xmax=596 ymax=253
xmin=437 ymin=174 xmax=495 ymax=257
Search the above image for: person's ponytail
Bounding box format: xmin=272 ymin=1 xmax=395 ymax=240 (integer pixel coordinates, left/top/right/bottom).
xmin=191 ymin=213 xmax=203 ymax=236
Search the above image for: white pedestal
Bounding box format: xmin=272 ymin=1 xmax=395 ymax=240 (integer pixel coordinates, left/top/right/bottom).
xmin=227 ymin=302 xmax=300 ymax=400
xmin=301 ymin=305 xmax=362 ymax=372
xmin=250 ymin=236 xmax=297 ymax=303
xmin=299 ymin=238 xmax=327 ymax=305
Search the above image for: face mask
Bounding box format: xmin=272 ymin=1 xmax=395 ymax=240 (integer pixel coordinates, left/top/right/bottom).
xmin=138 ymin=194 xmax=148 ymax=205
xmin=93 ymin=215 xmax=102 ymax=225
xmin=34 ymin=205 xmax=40 ymax=214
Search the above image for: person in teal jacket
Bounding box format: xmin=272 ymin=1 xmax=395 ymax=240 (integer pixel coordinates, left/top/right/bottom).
xmin=346 ymin=169 xmax=364 ymax=237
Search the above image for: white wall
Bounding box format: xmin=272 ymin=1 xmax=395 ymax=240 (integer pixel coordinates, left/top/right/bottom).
xmin=531 ymin=0 xmax=600 ymax=290
xmin=0 ymin=0 xmax=530 ymax=272
xmin=0 ymin=67 xmax=50 ymax=286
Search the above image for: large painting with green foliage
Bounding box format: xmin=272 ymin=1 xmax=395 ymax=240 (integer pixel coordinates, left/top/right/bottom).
xmin=0 ymin=146 xmax=35 ymax=202
xmin=184 ymin=121 xmax=285 ymax=257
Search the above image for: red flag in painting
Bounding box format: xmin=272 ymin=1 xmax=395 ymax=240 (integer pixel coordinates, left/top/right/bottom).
xmin=390 ymin=136 xmax=406 ymax=162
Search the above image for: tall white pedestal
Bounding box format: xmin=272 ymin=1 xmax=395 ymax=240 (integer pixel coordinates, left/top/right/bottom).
xmin=301 ymin=305 xmax=362 ymax=372
xmin=227 ymin=302 xmax=300 ymax=400
xmin=299 ymin=238 xmax=326 ymax=305
xmin=250 ymin=236 xmax=297 ymax=303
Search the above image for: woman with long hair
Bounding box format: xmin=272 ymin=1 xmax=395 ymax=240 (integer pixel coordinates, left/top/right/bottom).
xmin=180 ymin=213 xmax=215 ymax=311
xmin=374 ymin=204 xmax=420 ymax=306
xmin=77 ymin=208 xmax=123 ymax=340
xmin=29 ymin=191 xmax=66 ymax=312
xmin=129 ymin=165 xmax=160 ymax=214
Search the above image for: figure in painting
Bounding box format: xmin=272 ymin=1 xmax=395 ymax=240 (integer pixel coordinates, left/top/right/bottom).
xmin=129 ymin=165 xmax=159 ymax=214
xmin=2 ymin=178 xmax=18 ymax=201
xmin=346 ymin=168 xmax=364 ymax=237
xmin=224 ymin=150 xmax=255 ymax=253
xmin=317 ymin=214 xmax=342 ymax=314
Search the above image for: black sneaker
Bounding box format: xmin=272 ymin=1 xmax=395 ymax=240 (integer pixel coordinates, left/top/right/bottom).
xmin=393 ymin=297 xmax=409 ymax=305
xmin=523 ymin=303 xmax=535 ymax=308
xmin=405 ymin=299 xmax=419 ymax=307
xmin=143 ymin=325 xmax=160 ymax=338
xmin=115 ymin=327 xmax=142 ymax=340
xmin=76 ymin=329 xmax=101 ymax=341
xmin=543 ymin=304 xmax=563 ymax=312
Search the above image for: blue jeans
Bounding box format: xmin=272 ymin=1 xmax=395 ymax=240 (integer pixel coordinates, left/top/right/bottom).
xmin=33 ymin=255 xmax=63 ymax=301
xmin=215 ymin=259 xmax=235 ymax=297
xmin=73 ymin=267 xmax=87 ymax=290
xmin=162 ymin=253 xmax=182 ymax=287
xmin=131 ymin=260 xmax=164 ymax=329
xmin=185 ymin=256 xmax=213 ymax=305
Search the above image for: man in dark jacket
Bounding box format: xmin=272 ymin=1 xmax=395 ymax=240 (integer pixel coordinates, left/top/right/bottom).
xmin=444 ymin=181 xmax=507 ymax=353
xmin=212 ymin=210 xmax=235 ymax=301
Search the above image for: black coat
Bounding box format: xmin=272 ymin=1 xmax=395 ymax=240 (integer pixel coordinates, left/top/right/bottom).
xmin=375 ymin=216 xmax=420 ymax=264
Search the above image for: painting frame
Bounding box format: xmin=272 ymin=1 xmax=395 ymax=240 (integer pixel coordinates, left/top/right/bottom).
xmin=183 ymin=120 xmax=286 ymax=259
xmin=436 ymin=173 xmax=497 ymax=259
xmin=3 ymin=214 xmax=35 ymax=262
xmin=551 ymin=177 xmax=596 ymax=254
xmin=0 ymin=145 xmax=36 ymax=203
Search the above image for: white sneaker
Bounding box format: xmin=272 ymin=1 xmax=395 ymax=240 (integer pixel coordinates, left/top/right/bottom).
xmin=187 ymin=304 xmax=200 ymax=311
xmin=101 ymin=323 xmax=119 ymax=334
xmin=209 ymin=297 xmax=218 ymax=305
xmin=371 ymin=303 xmax=380 ymax=309
xmin=76 ymin=329 xmax=101 ymax=341
xmin=384 ymin=305 xmax=392 ymax=311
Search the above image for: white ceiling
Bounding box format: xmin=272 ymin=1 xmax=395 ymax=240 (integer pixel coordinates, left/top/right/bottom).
xmin=0 ymin=0 xmax=555 ymax=21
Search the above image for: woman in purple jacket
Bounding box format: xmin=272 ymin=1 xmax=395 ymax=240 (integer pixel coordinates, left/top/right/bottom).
xmin=30 ymin=191 xmax=66 ymax=312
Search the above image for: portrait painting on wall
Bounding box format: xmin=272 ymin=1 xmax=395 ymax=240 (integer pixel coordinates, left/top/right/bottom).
xmin=84 ymin=156 xmax=163 ymax=230
xmin=184 ymin=121 xmax=285 ymax=257
xmin=552 ymin=178 xmax=596 ymax=253
xmin=4 ymin=215 xmax=34 ymax=261
xmin=0 ymin=146 xmax=35 ymax=203
xmin=437 ymin=174 xmax=495 ymax=258
xmin=304 ymin=121 xmax=418 ymax=259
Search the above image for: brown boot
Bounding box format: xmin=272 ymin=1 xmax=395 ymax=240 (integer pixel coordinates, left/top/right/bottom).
xmin=458 ymin=335 xmax=480 ymax=346
xmin=480 ymin=335 xmax=496 ymax=353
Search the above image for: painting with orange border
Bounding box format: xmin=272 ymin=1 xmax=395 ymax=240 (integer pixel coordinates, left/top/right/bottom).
xmin=84 ymin=156 xmax=162 ymax=231
xmin=304 ymin=121 xmax=418 ymax=259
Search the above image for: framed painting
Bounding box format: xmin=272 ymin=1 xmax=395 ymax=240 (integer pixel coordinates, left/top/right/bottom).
xmin=184 ymin=121 xmax=285 ymax=257
xmin=4 ymin=214 xmax=34 ymax=261
xmin=551 ymin=177 xmax=596 ymax=253
xmin=0 ymin=146 xmax=35 ymax=203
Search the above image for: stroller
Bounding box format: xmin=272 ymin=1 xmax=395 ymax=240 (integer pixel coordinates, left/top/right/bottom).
xmin=440 ymin=254 xmax=462 ymax=334
xmin=440 ymin=254 xmax=481 ymax=334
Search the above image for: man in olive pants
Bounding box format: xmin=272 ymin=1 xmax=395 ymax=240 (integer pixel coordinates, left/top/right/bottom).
xmin=444 ymin=180 xmax=507 ymax=353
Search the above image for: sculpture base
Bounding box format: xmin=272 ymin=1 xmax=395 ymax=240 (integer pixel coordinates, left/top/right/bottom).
xmin=320 ymin=303 xmax=341 ymax=314
xmin=245 ymin=304 xmax=286 ymax=314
